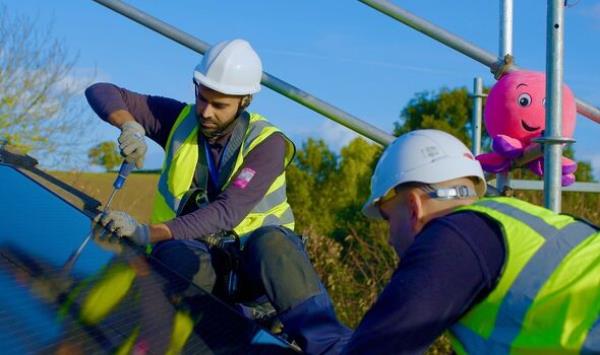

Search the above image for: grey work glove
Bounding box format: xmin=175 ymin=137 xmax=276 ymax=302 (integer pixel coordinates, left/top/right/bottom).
xmin=94 ymin=210 xmax=151 ymax=246
xmin=90 ymin=222 xmax=124 ymax=254
xmin=119 ymin=121 xmax=147 ymax=169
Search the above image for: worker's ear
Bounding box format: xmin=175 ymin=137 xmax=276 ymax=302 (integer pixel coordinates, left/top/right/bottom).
xmin=240 ymin=95 xmax=253 ymax=109
xmin=407 ymin=190 xmax=424 ymax=233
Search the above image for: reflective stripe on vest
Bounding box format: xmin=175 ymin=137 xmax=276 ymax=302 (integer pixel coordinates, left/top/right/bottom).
xmin=448 ymin=197 xmax=600 ymax=354
xmin=151 ymin=105 xmax=295 ymax=237
xmin=152 ymin=105 xmax=198 ymax=222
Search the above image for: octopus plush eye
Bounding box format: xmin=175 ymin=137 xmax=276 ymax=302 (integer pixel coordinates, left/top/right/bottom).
xmin=518 ymin=93 xmax=532 ymax=107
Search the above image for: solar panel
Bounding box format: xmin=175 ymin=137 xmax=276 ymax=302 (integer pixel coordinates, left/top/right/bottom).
xmin=0 ymin=157 xmax=298 ymax=354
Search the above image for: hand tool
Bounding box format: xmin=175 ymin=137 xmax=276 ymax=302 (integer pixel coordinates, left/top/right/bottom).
xmin=62 ymin=161 xmax=134 ymax=273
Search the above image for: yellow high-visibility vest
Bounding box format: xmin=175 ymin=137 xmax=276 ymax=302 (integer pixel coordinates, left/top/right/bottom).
xmin=448 ymin=197 xmax=600 ymax=354
xmin=151 ymin=105 xmax=295 ymax=237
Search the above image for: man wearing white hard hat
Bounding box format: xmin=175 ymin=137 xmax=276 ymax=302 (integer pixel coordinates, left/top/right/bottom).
xmin=342 ymin=129 xmax=600 ymax=354
xmin=87 ymin=39 xmax=350 ymax=354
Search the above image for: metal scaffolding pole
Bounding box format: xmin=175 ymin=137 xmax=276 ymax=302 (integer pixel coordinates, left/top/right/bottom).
xmin=541 ymin=0 xmax=567 ymax=212
xmin=92 ymin=0 xmax=395 ymax=146
xmin=496 ymin=180 xmax=600 ymax=193
xmin=358 ymin=0 xmax=600 ymax=125
xmin=496 ymin=0 xmax=514 ymax=193
xmin=471 ymin=77 xmax=484 ymax=156
xmin=500 ymin=0 xmax=514 ymax=59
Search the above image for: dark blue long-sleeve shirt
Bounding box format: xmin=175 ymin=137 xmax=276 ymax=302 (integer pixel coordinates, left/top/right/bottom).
xmin=343 ymin=210 xmax=506 ymax=354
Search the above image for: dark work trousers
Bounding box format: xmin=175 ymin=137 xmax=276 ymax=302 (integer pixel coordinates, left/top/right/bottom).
xmin=150 ymin=225 xmax=351 ymax=354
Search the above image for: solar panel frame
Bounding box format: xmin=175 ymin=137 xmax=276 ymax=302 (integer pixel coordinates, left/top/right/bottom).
xmin=0 ymin=149 xmax=298 ymax=354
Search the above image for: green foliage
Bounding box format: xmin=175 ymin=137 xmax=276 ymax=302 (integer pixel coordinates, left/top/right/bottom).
xmin=287 ymin=137 xmax=384 ymax=241
xmin=0 ymin=4 xmax=94 ymax=167
xmin=394 ymin=87 xmax=474 ymax=144
xmin=286 ymin=138 xmax=338 ymax=234
xmin=88 ymin=141 xmax=122 ymax=171
xmin=294 ymin=138 xmax=338 ymax=184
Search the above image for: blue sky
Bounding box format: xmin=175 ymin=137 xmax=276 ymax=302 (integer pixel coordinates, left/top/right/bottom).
xmin=4 ymin=0 xmax=600 ymax=177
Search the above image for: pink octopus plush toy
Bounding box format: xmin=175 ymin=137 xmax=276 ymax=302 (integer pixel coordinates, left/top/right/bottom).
xmin=476 ymin=70 xmax=577 ymax=186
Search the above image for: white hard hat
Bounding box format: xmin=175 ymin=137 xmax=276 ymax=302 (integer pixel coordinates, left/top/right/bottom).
xmin=363 ymin=129 xmax=486 ymax=218
xmin=193 ymin=39 xmax=262 ymax=95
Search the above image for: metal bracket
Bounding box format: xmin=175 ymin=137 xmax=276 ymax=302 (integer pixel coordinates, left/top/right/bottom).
xmin=468 ymin=93 xmax=488 ymax=98
xmin=0 ymin=143 xmax=39 ymax=168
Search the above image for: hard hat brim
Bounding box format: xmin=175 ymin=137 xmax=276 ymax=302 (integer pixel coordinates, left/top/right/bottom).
xmin=362 ymin=200 xmax=383 ymax=219
xmin=193 ymin=71 xmax=261 ymax=96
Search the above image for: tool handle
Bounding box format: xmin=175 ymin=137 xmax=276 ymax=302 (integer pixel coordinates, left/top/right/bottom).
xmin=113 ymin=161 xmax=134 ymax=189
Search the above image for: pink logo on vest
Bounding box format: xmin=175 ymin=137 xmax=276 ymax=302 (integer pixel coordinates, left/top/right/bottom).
xmin=232 ymin=167 xmax=256 ymax=189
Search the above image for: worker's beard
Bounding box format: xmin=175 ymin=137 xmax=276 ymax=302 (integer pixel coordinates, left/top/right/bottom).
xmin=197 ymin=99 xmax=246 ymax=141
xmin=198 ymin=112 xmax=240 ymax=141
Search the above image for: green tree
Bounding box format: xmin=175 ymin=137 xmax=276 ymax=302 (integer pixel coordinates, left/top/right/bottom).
xmin=287 ymin=138 xmax=338 ymax=235
xmin=395 ymin=87 xmax=474 ymax=145
xmin=287 ymin=137 xmax=384 ymax=240
xmin=88 ymin=141 xmax=121 ymax=171
xmin=0 ymin=4 xmax=93 ymax=167
xmin=328 ymin=138 xmax=386 ymax=244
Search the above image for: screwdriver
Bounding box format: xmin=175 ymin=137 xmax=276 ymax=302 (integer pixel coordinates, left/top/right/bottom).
xmin=62 ymin=161 xmax=135 ymax=272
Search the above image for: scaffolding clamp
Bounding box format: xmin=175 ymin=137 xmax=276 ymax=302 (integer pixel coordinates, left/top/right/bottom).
xmin=490 ymin=54 xmax=515 ymax=80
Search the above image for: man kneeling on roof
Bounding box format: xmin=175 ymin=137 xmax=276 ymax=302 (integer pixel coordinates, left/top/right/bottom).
xmin=88 ymin=38 xmax=351 ymax=354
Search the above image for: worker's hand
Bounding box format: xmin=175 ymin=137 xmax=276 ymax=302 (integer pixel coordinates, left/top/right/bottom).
xmin=91 ymin=225 xmax=124 ymax=254
xmin=118 ymin=121 xmax=147 ymax=169
xmin=94 ymin=210 xmax=151 ymax=245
